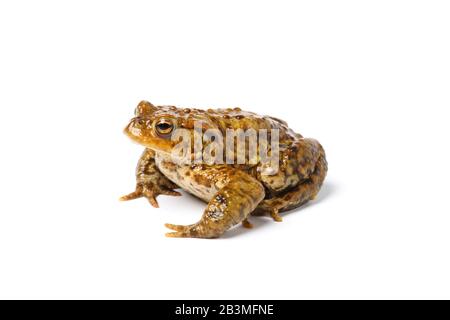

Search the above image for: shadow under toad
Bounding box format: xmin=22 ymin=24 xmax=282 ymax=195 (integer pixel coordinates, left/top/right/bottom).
xmin=221 ymin=181 xmax=337 ymax=239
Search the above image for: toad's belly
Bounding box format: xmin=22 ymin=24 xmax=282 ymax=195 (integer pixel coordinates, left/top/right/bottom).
xmin=155 ymin=154 xmax=218 ymax=202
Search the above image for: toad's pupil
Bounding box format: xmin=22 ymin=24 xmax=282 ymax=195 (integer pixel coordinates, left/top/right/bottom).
xmin=157 ymin=123 xmax=172 ymax=132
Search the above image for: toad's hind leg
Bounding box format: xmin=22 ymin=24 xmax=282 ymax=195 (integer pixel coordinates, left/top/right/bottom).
xmin=165 ymin=172 xmax=265 ymax=238
xmin=255 ymin=139 xmax=328 ymax=220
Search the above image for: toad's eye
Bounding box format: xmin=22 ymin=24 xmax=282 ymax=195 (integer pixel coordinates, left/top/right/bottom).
xmin=155 ymin=119 xmax=174 ymax=136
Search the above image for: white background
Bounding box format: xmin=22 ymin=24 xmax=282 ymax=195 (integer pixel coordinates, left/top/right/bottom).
xmin=0 ymin=1 xmax=449 ymax=299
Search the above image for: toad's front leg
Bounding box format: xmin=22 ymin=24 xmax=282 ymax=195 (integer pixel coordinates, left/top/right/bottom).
xmin=120 ymin=149 xmax=181 ymax=208
xmin=165 ymin=171 xmax=265 ymax=238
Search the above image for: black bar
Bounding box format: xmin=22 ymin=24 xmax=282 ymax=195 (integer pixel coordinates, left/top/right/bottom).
xmin=0 ymin=300 xmax=443 ymax=319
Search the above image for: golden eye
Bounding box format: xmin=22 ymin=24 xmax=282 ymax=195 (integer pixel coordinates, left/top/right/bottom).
xmin=155 ymin=119 xmax=174 ymax=136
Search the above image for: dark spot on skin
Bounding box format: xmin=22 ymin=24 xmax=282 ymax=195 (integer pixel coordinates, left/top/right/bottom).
xmin=183 ymin=108 xmax=191 ymax=113
xmin=235 ymin=115 xmax=244 ymax=120
xmin=223 ymin=115 xmax=230 ymax=119
xmin=163 ymin=161 xmax=177 ymax=171
xmin=193 ymin=174 xmax=211 ymax=188
xmin=215 ymin=194 xmax=226 ymax=204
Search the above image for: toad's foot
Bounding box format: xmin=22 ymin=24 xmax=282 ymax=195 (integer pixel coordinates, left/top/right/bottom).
xmin=120 ymin=183 xmax=181 ymax=208
xmin=165 ymin=172 xmax=265 ymax=238
xmin=166 ymin=218 xmax=253 ymax=237
xmin=242 ymin=219 xmax=254 ymax=229
xmin=252 ymin=202 xmax=284 ymax=222
xmin=121 ymin=148 xmax=181 ymax=207
xmin=269 ymin=208 xmax=283 ymax=222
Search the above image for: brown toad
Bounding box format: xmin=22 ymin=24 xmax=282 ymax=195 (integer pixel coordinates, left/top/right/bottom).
xmin=121 ymin=100 xmax=327 ymax=238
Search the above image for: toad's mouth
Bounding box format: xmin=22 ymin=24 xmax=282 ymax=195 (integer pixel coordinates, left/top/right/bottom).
xmin=124 ymin=123 xmax=174 ymax=155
